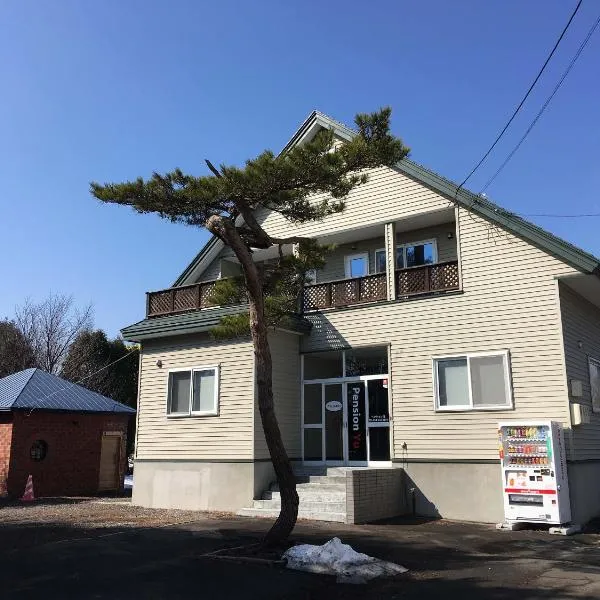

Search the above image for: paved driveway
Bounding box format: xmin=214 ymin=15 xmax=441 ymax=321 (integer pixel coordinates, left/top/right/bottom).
xmin=1 ymin=498 xmax=599 ymax=599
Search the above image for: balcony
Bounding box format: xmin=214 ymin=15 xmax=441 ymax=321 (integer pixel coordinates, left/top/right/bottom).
xmin=302 ymin=260 xmax=459 ymax=311
xmin=146 ymin=280 xmax=220 ymax=317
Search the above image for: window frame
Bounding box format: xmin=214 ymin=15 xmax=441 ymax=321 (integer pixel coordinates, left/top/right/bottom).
xmin=589 ymin=356 xmax=600 ymax=413
xmin=165 ymin=365 xmax=220 ymax=417
xmin=374 ymin=239 xmax=439 ymax=273
xmin=432 ymin=350 xmax=513 ymax=412
xmin=344 ymin=252 xmax=370 ymax=278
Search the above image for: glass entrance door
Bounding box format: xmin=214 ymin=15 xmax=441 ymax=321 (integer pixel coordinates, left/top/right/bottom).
xmin=367 ymin=378 xmax=391 ymax=463
xmin=302 ymin=376 xmax=391 ymax=465
xmin=324 ymin=384 xmax=344 ymax=463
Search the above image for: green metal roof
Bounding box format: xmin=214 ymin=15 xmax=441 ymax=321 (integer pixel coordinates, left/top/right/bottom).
xmin=172 ymin=111 xmax=600 ymax=289
xmin=121 ymin=305 xmax=311 ymax=342
xmin=396 ymin=159 xmax=600 ymax=275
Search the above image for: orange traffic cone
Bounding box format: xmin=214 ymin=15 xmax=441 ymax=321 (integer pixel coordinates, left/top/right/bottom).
xmin=21 ymin=474 xmax=35 ymax=502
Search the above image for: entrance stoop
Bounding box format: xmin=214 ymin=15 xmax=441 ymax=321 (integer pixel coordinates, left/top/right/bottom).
xmin=237 ymin=467 xmax=359 ymax=523
xmin=237 ymin=466 xmax=407 ymax=524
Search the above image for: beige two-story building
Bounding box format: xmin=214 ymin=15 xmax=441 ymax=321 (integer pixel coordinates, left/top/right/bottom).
xmin=123 ymin=112 xmax=600 ymax=526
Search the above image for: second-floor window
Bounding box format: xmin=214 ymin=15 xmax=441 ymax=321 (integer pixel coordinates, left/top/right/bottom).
xmin=344 ymin=253 xmax=369 ymax=278
xmin=375 ymin=240 xmax=437 ymax=273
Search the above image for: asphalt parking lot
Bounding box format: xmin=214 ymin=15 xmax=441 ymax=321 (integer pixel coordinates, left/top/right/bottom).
xmin=1 ymin=498 xmax=600 ymax=599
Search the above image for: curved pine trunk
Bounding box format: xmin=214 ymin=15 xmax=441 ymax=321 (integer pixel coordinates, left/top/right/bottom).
xmin=248 ymin=297 xmax=299 ymax=546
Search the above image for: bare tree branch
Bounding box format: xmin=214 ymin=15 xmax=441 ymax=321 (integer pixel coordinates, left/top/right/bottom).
xmin=15 ymin=294 xmax=93 ymax=374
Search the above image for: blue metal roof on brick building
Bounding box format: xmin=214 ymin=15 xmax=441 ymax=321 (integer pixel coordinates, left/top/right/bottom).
xmin=0 ymin=368 xmax=136 ymax=413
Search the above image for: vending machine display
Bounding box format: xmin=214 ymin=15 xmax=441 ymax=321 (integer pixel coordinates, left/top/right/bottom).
xmin=498 ymin=421 xmax=571 ymax=525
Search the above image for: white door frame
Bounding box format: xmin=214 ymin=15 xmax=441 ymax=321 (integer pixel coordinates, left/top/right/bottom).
xmin=301 ymin=374 xmax=391 ymax=466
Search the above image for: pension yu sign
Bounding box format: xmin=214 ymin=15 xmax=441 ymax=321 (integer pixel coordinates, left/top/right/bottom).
xmin=347 ymin=382 xmax=366 ymax=462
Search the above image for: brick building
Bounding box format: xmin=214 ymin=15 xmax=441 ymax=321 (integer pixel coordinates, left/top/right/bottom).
xmin=0 ymin=369 xmax=135 ymax=498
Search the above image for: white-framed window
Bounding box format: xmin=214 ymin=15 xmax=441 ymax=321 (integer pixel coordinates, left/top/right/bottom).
xmin=589 ymin=357 xmax=600 ymax=413
xmin=375 ymin=239 xmax=438 ymax=273
xmin=344 ymin=252 xmax=369 ymax=278
xmin=166 ymin=366 xmax=219 ymax=417
xmin=433 ymin=351 xmax=513 ymax=411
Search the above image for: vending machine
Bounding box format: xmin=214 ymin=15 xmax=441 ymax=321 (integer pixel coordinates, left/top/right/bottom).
xmin=498 ymin=421 xmax=571 ymax=525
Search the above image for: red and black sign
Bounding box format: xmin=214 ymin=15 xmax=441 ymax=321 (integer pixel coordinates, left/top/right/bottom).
xmin=347 ymin=382 xmax=366 ymax=462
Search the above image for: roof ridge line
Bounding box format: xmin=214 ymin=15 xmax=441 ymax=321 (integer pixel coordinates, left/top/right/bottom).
xmin=12 ymin=368 xmax=37 ymax=405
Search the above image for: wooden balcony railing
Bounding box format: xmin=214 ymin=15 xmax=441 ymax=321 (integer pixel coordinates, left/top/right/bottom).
xmin=395 ymin=260 xmax=459 ymax=297
xmin=302 ymin=260 xmax=460 ymax=311
xmin=148 ymin=261 xmax=461 ymax=317
xmin=146 ymin=280 xmax=219 ymax=317
xmin=303 ymin=272 xmax=387 ymax=311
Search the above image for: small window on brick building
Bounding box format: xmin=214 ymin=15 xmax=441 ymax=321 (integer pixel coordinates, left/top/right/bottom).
xmin=30 ymin=440 xmax=48 ymax=461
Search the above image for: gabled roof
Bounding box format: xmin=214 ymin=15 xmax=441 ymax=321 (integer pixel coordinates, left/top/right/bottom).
xmin=172 ymin=110 xmax=600 ymax=287
xmin=121 ymin=305 xmax=312 ymax=343
xmin=0 ymin=368 xmax=136 ymax=414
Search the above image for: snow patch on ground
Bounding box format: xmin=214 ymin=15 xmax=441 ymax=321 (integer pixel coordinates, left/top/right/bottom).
xmin=283 ymin=537 xmax=408 ymax=584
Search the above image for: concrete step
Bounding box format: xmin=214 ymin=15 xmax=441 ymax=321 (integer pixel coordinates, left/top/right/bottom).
xmin=252 ymin=499 xmax=346 ymax=513
xmin=262 ymin=490 xmax=346 ymax=502
xmin=270 ymin=482 xmax=346 ymax=493
xmin=237 ymin=507 xmax=346 ymax=523
xmin=301 ymin=475 xmax=347 ymax=486
xmin=293 ymin=466 xmax=367 ymax=477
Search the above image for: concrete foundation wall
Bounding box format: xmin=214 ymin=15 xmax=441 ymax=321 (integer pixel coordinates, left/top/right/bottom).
xmin=401 ymin=461 xmax=505 ymax=523
xmin=567 ymin=462 xmax=600 ymax=525
xmin=132 ymin=459 xmax=256 ymax=511
xmin=253 ymin=461 xmax=276 ymax=500
xmin=346 ymin=468 xmax=408 ymax=524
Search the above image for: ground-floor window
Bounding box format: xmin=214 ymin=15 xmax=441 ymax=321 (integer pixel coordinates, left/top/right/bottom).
xmin=302 ymin=347 xmax=391 ymax=465
xmin=433 ymin=351 xmax=513 ymax=411
xmin=166 ymin=366 xmax=219 ymax=417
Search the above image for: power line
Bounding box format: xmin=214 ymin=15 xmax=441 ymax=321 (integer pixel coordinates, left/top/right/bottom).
xmin=518 ymin=212 xmax=600 ymax=218
xmin=456 ymin=0 xmax=583 ymax=194
xmin=481 ymin=11 xmax=600 ymax=192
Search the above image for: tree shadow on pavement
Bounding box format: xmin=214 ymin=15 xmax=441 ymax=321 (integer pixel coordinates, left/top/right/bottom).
xmin=0 ymin=513 xmax=599 ymax=600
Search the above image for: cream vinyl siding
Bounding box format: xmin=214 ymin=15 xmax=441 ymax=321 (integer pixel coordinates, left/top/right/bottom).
xmin=302 ymin=207 xmax=578 ymax=460
xmin=559 ymin=283 xmax=600 ymax=460
xmin=318 ymin=237 xmax=384 ymax=282
xmin=316 ymin=223 xmax=458 ymax=283
xmin=256 ymin=165 xmax=452 ymax=238
xmin=195 ymin=248 xmax=237 ymax=283
xmin=136 ymin=334 xmax=255 ymax=460
xmin=254 ymin=331 xmax=301 ymax=459
xmin=196 ymin=256 xmax=221 ymax=282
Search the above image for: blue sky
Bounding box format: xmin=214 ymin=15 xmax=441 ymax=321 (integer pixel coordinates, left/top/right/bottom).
xmin=1 ymin=0 xmax=598 ymax=337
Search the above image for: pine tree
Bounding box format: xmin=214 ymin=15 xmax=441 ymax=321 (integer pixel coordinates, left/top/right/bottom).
xmin=60 ymin=330 xmax=139 ymax=409
xmin=0 ymin=320 xmax=36 ymax=378
xmin=91 ymin=108 xmax=408 ymax=544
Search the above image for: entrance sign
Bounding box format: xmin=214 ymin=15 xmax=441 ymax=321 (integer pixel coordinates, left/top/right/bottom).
xmin=347 ymin=382 xmax=367 ymax=462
